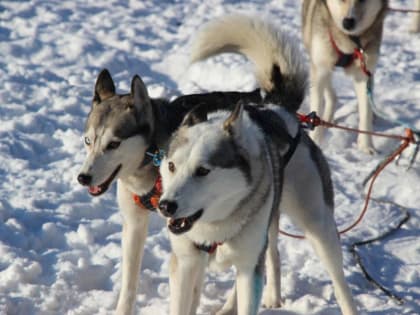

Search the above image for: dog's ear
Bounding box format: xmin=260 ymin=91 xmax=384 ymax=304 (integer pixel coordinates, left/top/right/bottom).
xmin=223 ymin=101 xmax=244 ymax=136
xmin=93 ymin=69 xmax=116 ymax=103
xmin=131 ymin=74 xmax=155 ymax=127
xmin=181 ymin=104 xmax=208 ymax=127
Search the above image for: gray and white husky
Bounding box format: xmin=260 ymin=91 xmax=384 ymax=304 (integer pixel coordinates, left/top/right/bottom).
xmin=77 ymin=15 xmax=305 ymax=315
xmin=302 ymin=0 xmax=388 ymax=153
xmin=158 ymin=15 xmax=358 ymax=315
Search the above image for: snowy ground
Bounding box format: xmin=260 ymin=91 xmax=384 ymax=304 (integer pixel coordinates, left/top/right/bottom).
xmin=0 ymin=0 xmax=419 ymax=314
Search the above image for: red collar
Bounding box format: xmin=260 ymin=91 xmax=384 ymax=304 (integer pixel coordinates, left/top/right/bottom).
xmin=195 ymin=242 xmax=223 ymax=254
xmin=132 ymin=175 xmax=162 ymax=211
xmin=329 ymin=30 xmax=371 ymax=77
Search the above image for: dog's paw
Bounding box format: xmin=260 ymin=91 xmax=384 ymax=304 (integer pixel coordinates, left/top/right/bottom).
xmin=214 ymin=308 xmax=236 ymax=315
xmin=262 ymin=291 xmax=282 ymax=309
xmin=358 ymin=144 xmax=377 ymax=155
xmin=357 ymin=138 xmax=377 ymax=155
xmin=409 ymin=27 xmax=420 ymax=33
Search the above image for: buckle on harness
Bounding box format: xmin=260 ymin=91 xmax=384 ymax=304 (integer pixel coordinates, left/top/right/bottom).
xmin=146 ymin=149 xmax=166 ymax=167
xmin=299 ymin=111 xmax=321 ymax=130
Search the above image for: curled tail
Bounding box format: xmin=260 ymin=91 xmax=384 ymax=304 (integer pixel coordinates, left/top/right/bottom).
xmin=190 ymin=14 xmax=307 ymax=112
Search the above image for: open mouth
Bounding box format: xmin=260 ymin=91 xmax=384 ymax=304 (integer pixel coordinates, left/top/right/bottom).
xmin=168 ymin=209 xmax=203 ymax=235
xmin=88 ymin=164 xmax=122 ymax=196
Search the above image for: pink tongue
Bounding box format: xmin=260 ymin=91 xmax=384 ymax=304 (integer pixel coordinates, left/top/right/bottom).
xmin=89 ymin=186 xmax=101 ymax=194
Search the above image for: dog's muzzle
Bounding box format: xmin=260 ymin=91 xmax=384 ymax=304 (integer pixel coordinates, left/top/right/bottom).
xmin=78 ymin=164 xmax=122 ymax=197
xmin=158 ymin=199 xmax=203 ymax=235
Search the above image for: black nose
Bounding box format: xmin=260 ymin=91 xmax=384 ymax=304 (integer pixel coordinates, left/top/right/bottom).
xmin=159 ymin=200 xmax=178 ymax=217
xmin=342 ymin=17 xmax=356 ymax=31
xmin=78 ymin=173 xmax=92 ymax=186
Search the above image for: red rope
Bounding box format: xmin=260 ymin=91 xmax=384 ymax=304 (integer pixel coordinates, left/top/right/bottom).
xmin=296 ymin=113 xmax=413 ymax=142
xmin=388 ymin=7 xmax=420 ymax=13
xmin=279 ymin=115 xmax=415 ymax=239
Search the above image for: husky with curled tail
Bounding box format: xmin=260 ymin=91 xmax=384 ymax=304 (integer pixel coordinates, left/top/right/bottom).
xmin=76 ymin=14 xmax=308 ymax=315
xmin=158 ymin=14 xmax=358 ymax=315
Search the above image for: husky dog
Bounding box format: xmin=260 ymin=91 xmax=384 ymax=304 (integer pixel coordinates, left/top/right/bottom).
xmin=159 ymin=15 xmax=358 ymax=315
xmin=77 ymin=72 xmax=275 ymax=314
xmin=77 ymin=14 xmax=306 ymax=313
xmin=302 ymin=0 xmax=388 ymax=153
xmin=411 ymin=0 xmax=420 ymax=33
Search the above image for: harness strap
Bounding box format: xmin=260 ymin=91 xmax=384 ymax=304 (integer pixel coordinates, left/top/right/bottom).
xmin=329 ymin=30 xmax=372 ymax=77
xmin=329 ymin=31 xmax=354 ymax=68
xmin=283 ymin=128 xmax=302 ymax=165
xmin=132 ymin=175 xmax=162 ymax=211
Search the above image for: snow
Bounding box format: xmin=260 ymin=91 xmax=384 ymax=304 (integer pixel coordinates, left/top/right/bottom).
xmin=0 ymin=0 xmax=419 ymax=314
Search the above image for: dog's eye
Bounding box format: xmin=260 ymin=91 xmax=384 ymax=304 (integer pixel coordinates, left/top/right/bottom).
xmin=168 ymin=162 xmax=175 ymax=173
xmin=106 ymin=141 xmax=121 ymax=150
xmin=195 ymin=166 xmax=210 ymax=177
xmin=84 ymin=137 xmax=91 ymax=146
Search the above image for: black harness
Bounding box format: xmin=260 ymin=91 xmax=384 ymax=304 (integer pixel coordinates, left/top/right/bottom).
xmin=195 ymin=106 xmax=301 ymax=254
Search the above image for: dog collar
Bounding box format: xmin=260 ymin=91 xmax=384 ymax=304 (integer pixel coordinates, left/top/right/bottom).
xmin=195 ymin=242 xmax=223 ymax=254
xmin=141 ymin=144 xmax=165 ymax=167
xmin=328 ymin=30 xmax=371 ymax=77
xmin=132 ymin=175 xmax=162 ymax=211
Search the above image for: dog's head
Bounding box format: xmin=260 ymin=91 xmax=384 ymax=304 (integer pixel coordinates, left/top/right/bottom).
xmin=78 ymin=69 xmax=156 ymax=196
xmin=326 ymin=0 xmax=387 ymax=35
xmin=158 ymin=103 xmax=259 ymax=235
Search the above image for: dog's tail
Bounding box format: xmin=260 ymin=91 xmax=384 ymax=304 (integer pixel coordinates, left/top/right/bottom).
xmin=190 ymin=14 xmax=307 ymax=112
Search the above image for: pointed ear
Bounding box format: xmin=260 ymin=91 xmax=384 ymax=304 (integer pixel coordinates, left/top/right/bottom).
xmin=94 ymin=69 xmax=116 ymax=102
xmin=223 ymin=101 xmax=244 ymax=136
xmin=181 ymin=104 xmax=208 ymax=127
xmin=131 ymin=74 xmax=150 ymax=106
xmin=131 ymin=74 xmax=155 ymax=127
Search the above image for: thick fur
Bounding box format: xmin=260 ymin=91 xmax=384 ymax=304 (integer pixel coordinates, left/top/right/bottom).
xmin=78 ymin=73 xmax=273 ymax=315
xmin=166 ymin=14 xmax=358 ymax=315
xmin=160 ymin=104 xmax=285 ymax=315
xmin=77 ymin=14 xmax=307 ymax=315
xmin=302 ymin=0 xmax=388 ymax=153
xmin=190 ymin=14 xmax=307 ymax=112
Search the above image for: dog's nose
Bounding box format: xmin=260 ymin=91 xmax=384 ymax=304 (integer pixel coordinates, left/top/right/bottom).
xmin=159 ymin=200 xmax=178 ymax=217
xmin=342 ymin=17 xmax=356 ymax=31
xmin=77 ymin=173 xmax=92 ymax=186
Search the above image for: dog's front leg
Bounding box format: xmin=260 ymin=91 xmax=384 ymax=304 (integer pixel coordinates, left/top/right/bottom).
xmin=216 ymin=283 xmax=237 ymax=315
xmin=235 ymin=260 xmax=265 ymax=315
xmin=309 ymin=63 xmax=331 ymax=145
xmin=169 ymin=236 xmax=206 ymax=315
xmin=352 ymin=73 xmax=375 ymax=154
xmin=262 ymin=209 xmax=281 ymax=309
xmin=115 ymin=182 xmax=150 ymax=315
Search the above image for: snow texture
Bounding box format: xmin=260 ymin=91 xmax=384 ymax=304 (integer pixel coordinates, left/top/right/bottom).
xmin=0 ymin=0 xmax=419 ymax=314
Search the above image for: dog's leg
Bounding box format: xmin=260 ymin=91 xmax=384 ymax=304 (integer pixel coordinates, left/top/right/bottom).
xmin=410 ymin=0 xmax=420 ymax=33
xmin=323 ymin=72 xmax=337 ymax=124
xmin=235 ymin=252 xmax=265 ymax=315
xmin=169 ymin=237 xmax=206 ymax=315
xmin=352 ymin=73 xmax=375 ymax=154
xmin=189 ymin=256 xmax=206 ymax=315
xmin=215 ymin=283 xmax=237 ymax=315
xmin=262 ymin=209 xmax=281 ymax=309
xmin=115 ymin=182 xmax=150 ymax=315
xmin=300 ymin=210 xmax=358 ymax=315
xmin=309 ymin=63 xmax=331 ymax=145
